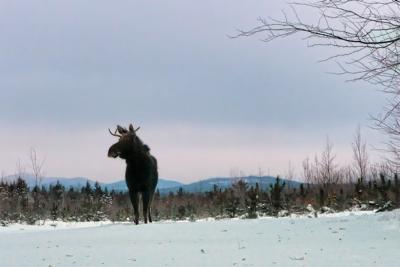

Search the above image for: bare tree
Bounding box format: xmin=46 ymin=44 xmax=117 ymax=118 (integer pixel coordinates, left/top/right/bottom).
xmin=30 ymin=148 xmax=45 ymax=187
xmin=302 ymin=137 xmax=341 ymax=187
xmin=342 ymin=165 xmax=356 ymax=184
xmin=352 ymin=126 xmax=369 ymax=182
xmin=285 ymin=160 xmax=295 ymax=181
xmin=15 ymin=158 xmax=25 ymax=180
xmin=235 ymin=0 xmax=400 ymax=164
xmin=302 ymin=156 xmax=323 ymax=184
xmin=229 ymin=168 xmax=247 ymax=182
xmin=302 ymin=157 xmax=312 ymax=183
xmin=256 ymin=166 xmax=265 ymax=189
xmin=369 ymin=161 xmax=395 ymax=181
xmin=376 ymin=110 xmax=400 ymax=169
xmin=319 ymin=136 xmax=341 ymax=186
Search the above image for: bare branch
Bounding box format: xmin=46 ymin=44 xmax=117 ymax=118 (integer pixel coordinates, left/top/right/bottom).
xmin=352 ymin=126 xmax=369 ymax=181
xmin=30 ymin=148 xmax=45 ymax=187
xmin=236 ymin=0 xmax=400 ymax=166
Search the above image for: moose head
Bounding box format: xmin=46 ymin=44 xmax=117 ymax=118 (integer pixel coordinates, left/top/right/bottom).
xmin=107 ymin=124 xmax=143 ymax=159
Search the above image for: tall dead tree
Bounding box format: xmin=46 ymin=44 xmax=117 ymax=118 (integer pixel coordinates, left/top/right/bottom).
xmin=30 ymin=148 xmax=45 ymax=188
xmin=15 ymin=158 xmax=25 ymax=180
xmin=302 ymin=137 xmax=343 ymax=189
xmin=319 ymin=136 xmax=340 ymax=187
xmin=352 ymin=126 xmax=369 ymax=182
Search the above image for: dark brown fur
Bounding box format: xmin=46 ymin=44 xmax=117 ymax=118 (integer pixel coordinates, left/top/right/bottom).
xmin=108 ymin=124 xmax=158 ymax=224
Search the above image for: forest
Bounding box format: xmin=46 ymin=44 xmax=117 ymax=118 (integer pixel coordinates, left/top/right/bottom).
xmin=1 ymin=171 xmax=398 ymax=225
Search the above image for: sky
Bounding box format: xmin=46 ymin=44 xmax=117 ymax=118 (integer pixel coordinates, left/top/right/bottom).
xmin=0 ymin=0 xmax=387 ymax=183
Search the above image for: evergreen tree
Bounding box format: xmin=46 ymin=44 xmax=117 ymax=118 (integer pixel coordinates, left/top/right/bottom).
xmin=270 ymin=176 xmax=285 ymax=211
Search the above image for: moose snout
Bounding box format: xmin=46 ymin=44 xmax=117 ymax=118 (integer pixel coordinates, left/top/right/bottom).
xmin=108 ymin=149 xmax=119 ymax=158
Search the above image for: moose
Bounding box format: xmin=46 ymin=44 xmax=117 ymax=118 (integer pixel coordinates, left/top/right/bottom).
xmin=108 ymin=124 xmax=158 ymax=224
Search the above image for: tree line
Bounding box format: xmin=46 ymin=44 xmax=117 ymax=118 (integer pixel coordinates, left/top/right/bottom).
xmin=0 ymin=172 xmax=399 ymax=225
xmin=1 ymin=128 xmax=399 ymax=224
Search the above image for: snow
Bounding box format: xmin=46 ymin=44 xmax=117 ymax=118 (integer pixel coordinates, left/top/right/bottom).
xmin=1 ymin=210 xmax=399 ymax=267
xmin=0 ymin=220 xmax=118 ymax=234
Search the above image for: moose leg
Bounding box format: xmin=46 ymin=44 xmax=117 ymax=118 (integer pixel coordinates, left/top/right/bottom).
xmin=142 ymin=190 xmax=151 ymax=224
xmin=148 ymin=192 xmax=154 ymax=223
xmin=129 ymin=190 xmax=139 ymax=225
xmin=148 ymin=207 xmax=153 ymax=223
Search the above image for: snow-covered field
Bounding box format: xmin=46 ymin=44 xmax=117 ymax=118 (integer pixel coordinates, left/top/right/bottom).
xmin=1 ymin=210 xmax=399 ymax=267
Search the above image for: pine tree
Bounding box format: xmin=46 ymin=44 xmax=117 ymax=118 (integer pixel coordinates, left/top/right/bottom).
xmin=270 ymin=176 xmax=285 ymax=212
xmin=394 ymin=174 xmax=400 ymax=207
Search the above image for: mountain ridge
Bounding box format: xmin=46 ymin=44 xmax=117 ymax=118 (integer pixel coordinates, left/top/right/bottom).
xmin=2 ymin=174 xmax=301 ymax=193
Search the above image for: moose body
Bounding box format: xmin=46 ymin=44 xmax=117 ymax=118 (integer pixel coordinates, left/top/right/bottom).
xmin=108 ymin=124 xmax=158 ymax=224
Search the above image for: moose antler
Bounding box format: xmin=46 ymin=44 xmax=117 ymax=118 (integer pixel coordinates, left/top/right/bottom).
xmin=129 ymin=123 xmax=140 ymax=133
xmin=109 ymin=124 xmax=141 ymax=137
xmin=108 ymin=128 xmax=122 ymax=137
xmin=117 ymin=125 xmax=128 ymax=135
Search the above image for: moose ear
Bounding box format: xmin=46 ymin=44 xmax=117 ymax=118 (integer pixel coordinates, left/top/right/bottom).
xmin=129 ymin=124 xmax=134 ymax=133
xmin=117 ymin=125 xmax=128 ymax=134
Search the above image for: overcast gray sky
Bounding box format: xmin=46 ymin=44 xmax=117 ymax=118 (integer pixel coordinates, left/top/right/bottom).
xmin=0 ymin=0 xmax=387 ymax=182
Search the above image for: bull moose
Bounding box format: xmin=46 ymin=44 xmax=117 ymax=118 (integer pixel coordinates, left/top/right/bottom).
xmin=108 ymin=124 xmax=158 ymax=224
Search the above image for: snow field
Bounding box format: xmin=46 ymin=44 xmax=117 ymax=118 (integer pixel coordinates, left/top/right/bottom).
xmin=0 ymin=210 xmax=399 ymax=267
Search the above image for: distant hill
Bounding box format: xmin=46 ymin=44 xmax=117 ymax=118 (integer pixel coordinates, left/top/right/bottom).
xmin=2 ymin=174 xmax=300 ymax=194
xmin=158 ymin=176 xmax=301 ymax=194
xmin=104 ymin=179 xmax=184 ymax=191
xmin=3 ymin=175 xmax=100 ymax=189
xmin=2 ymin=174 xmax=183 ymax=191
